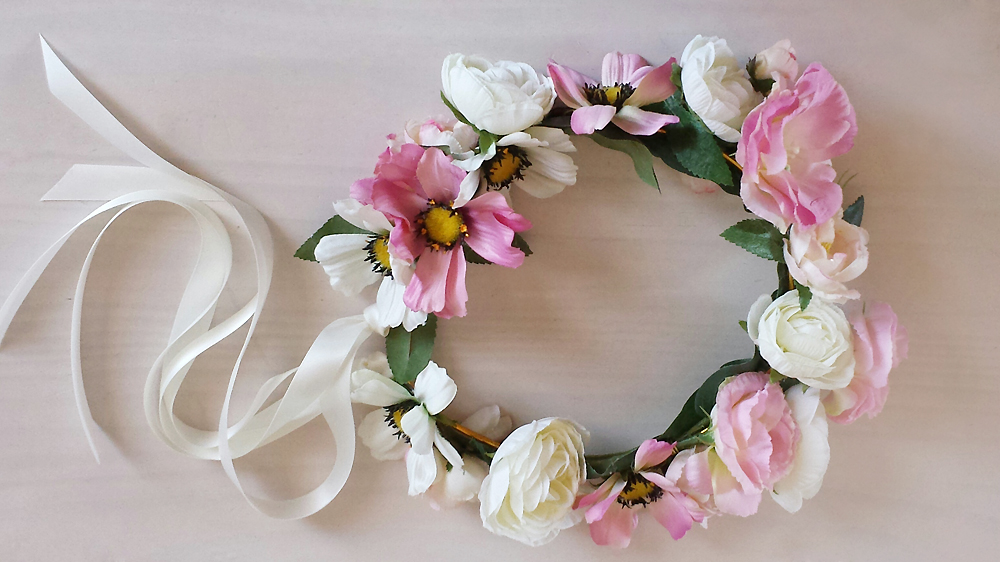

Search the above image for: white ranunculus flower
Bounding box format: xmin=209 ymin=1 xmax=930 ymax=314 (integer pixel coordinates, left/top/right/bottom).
xmin=315 ymin=199 xmax=427 ymax=332
xmin=680 ymin=35 xmax=761 ymax=143
xmin=748 ymin=291 xmax=855 ymax=389
xmin=784 ymin=210 xmax=869 ymax=304
xmin=457 ymin=126 xmax=577 ymax=199
xmin=479 ymin=418 xmax=588 ymax=546
xmin=753 ymin=39 xmax=799 ymax=84
xmin=441 ymin=54 xmax=555 ymax=136
xmin=771 ymin=385 xmax=830 ymax=513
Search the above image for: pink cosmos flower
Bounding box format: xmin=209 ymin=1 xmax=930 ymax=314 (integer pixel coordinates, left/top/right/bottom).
xmin=736 ymin=63 xmax=858 ymax=231
xmin=709 ymin=372 xmax=799 ymax=516
xmin=367 ymin=145 xmax=531 ymax=318
xmin=576 ymin=440 xmax=706 ymax=548
xmin=824 ymin=303 xmax=908 ymax=424
xmin=548 ymin=52 xmax=680 ymax=136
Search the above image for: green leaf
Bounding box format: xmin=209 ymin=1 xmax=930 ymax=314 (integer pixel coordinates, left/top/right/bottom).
xmin=746 ymin=56 xmax=775 ymax=95
xmin=641 ymin=91 xmax=733 ymax=187
xmin=795 ymin=282 xmax=813 ymax=311
xmin=512 ymin=233 xmax=532 ymax=257
xmin=586 ymin=447 xmax=640 ymax=480
xmin=294 ymin=216 xmax=373 ymax=262
xmin=463 ymin=244 xmax=492 ymax=265
xmin=720 ymin=219 xmax=785 ymax=262
xmin=478 ymin=130 xmax=498 ymax=156
xmin=385 ymin=314 xmax=438 ymax=384
xmin=588 ymin=132 xmax=659 ymax=190
xmin=669 ymin=62 xmax=682 ymax=89
xmin=843 ymin=195 xmax=864 ymax=227
xmin=738 ymin=320 xmax=748 ymax=333
xmin=440 ymin=91 xmax=474 ymax=129
xmin=772 ymin=261 xmax=793 ymax=300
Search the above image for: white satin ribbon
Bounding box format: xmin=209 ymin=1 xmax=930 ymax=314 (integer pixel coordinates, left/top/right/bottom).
xmin=0 ymin=36 xmax=376 ymax=519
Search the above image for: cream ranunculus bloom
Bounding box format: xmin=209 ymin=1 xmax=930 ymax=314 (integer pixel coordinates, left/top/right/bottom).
xmin=753 ymin=39 xmax=799 ymax=85
xmin=441 ymin=54 xmax=555 ymax=136
xmin=748 ymin=291 xmax=855 ymax=389
xmin=479 ymin=418 xmax=588 ymax=546
xmin=680 ymin=35 xmax=761 ymax=143
xmin=770 ymin=384 xmax=830 ymax=513
xmin=784 ymin=210 xmax=869 ymax=304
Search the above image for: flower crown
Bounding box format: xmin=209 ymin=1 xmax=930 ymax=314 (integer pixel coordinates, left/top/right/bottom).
xmin=297 ymin=37 xmax=908 ymax=547
xmin=2 ymin=36 xmax=907 ymax=549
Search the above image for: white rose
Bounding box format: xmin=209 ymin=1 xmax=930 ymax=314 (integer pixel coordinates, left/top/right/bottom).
xmin=748 ymin=291 xmax=855 ymax=389
xmin=680 ymin=35 xmax=761 ymax=143
xmin=441 ymin=54 xmax=555 ymax=136
xmin=479 ymin=418 xmax=588 ymax=546
xmin=771 ymin=384 xmax=830 ymax=513
xmin=784 ymin=211 xmax=869 ymax=304
xmin=753 ymin=39 xmax=799 ymax=84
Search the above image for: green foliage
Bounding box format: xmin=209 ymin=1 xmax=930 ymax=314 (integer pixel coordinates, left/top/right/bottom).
xmin=463 ymin=244 xmax=492 ymax=265
xmin=478 ymin=129 xmax=498 ymax=156
xmin=294 ymin=216 xmax=372 ymax=262
xmin=721 ymin=219 xmax=786 ymax=262
xmin=795 ymin=282 xmax=813 ymax=311
xmin=588 ymin=132 xmax=659 ymax=190
xmin=440 ymin=91 xmax=473 ymax=128
xmin=746 ymin=56 xmax=775 ymax=95
xmin=385 ymin=315 xmax=438 ymax=384
xmin=843 ymin=195 xmax=865 ymax=227
xmin=641 ymin=92 xmax=733 ymax=188
xmin=512 ymin=233 xmax=532 ymax=257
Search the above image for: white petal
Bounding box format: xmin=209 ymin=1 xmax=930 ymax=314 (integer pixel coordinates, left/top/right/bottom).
xmin=333 ymin=198 xmax=392 ymax=233
xmin=497 ymin=131 xmax=539 ymax=147
xmin=373 ymin=277 xmax=406 ymax=331
xmin=426 ymin=454 xmax=488 ymax=509
xmin=747 ymin=294 xmax=772 ymax=344
xmin=388 ymin=253 xmax=415 ymax=286
xmin=455 ymin=167 xmax=481 ymax=207
xmin=358 ymin=409 xmax=408 ymax=461
xmin=434 ymin=430 xmax=464 ymax=469
xmin=402 ymin=307 xmax=429 ymax=332
xmin=771 ymin=385 xmax=830 ymax=512
xmin=358 ymin=351 xmax=391 ymax=378
xmin=413 ymin=361 xmax=457 ymax=415
xmin=517 ymin=169 xmax=569 ymax=199
xmin=462 ymin=405 xmax=513 ymax=441
xmin=524 ymin=126 xmax=576 ymax=152
xmin=351 ymin=368 xmax=412 ymax=406
xmin=314 ymin=234 xmax=382 ymax=296
xmin=452 ymin=142 xmax=495 ymax=172
xmin=406 ymin=449 xmax=438 ymax=496
xmin=401 ymin=407 xmax=436 ymax=455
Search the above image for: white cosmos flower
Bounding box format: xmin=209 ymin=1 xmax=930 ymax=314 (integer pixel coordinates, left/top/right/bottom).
xmin=314 ymin=199 xmax=427 ymax=332
xmin=680 ymin=35 xmax=761 ymax=143
xmin=771 ymin=384 xmax=830 ymax=513
xmin=425 ymin=405 xmax=512 ymax=510
xmin=351 ymin=353 xmax=464 ymax=496
xmin=456 ymin=126 xmax=578 ymax=199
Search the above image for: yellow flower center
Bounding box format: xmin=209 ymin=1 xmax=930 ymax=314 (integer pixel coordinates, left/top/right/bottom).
xmin=364 ymin=234 xmax=393 ymax=277
xmin=584 ymin=82 xmax=635 ymax=109
xmin=417 ymin=201 xmax=468 ymax=251
xmin=617 ymin=473 xmax=663 ymax=507
xmin=485 ymin=146 xmax=531 ymax=189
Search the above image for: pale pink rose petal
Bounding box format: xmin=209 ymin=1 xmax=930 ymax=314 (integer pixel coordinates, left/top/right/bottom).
xmin=634 ymin=439 xmax=675 ymax=470
xmin=627 ymin=58 xmax=678 ymax=107
xmin=588 ymin=502 xmax=638 ymax=549
xmin=708 ymin=450 xmax=763 ymax=516
xmin=547 ymin=61 xmax=593 ymax=109
xmin=571 ymin=104 xmax=617 ymax=135
xmin=415 ymin=147 xmax=465 ymax=203
xmin=784 ymin=63 xmax=857 ymax=162
xmin=612 ymin=106 xmax=679 ymax=136
xmin=601 ymin=52 xmax=649 ymax=86
xmin=462 ymin=192 xmax=531 ymax=268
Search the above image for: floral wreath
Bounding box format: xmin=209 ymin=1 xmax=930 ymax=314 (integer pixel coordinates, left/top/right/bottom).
xmin=1 ymin=36 xmax=908 ymax=549
xmin=295 ymin=37 xmax=909 ymax=548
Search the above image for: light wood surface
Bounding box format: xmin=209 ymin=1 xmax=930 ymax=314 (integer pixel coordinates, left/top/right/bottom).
xmin=1 ymin=1 xmax=996 ymax=560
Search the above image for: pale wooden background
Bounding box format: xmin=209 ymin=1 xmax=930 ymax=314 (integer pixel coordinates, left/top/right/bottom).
xmin=0 ymin=1 xmax=996 ymax=560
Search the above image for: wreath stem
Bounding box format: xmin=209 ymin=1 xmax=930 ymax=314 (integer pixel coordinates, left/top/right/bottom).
xmin=721 ymin=150 xmax=742 ymax=171
xmin=437 ymin=415 xmax=502 ymax=450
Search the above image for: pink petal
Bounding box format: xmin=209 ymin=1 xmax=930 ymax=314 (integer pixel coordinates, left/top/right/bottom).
xmin=462 ymin=192 xmax=531 ymax=268
xmin=387 ymin=219 xmax=422 ymax=262
xmin=612 ymin=106 xmax=679 ymax=136
xmin=601 ymin=52 xmax=648 ymax=87
xmin=371 ymin=178 xmax=427 ymax=225
xmin=415 ymin=147 xmax=465 ymax=203
xmin=648 ymin=494 xmax=696 ymax=540
xmin=547 ymin=61 xmax=593 ymax=109
xmin=350 ymin=177 xmax=376 ymax=205
xmin=578 ymin=478 xmax=626 ymax=522
xmin=588 ymin=502 xmax=638 ymax=549
xmin=377 ymin=144 xmax=426 ymax=195
xmin=627 ymin=58 xmax=677 ymax=107
xmin=438 ymin=246 xmax=468 ymax=319
xmin=570 ymin=104 xmax=617 ymax=135
xmin=785 ymin=63 xmax=857 ymax=162
xmin=634 ymin=439 xmax=675 ymax=470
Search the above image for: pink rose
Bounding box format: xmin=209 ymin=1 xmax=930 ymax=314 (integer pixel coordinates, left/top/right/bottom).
xmin=784 ymin=210 xmax=870 ymax=303
xmin=824 ymin=303 xmax=908 ymax=424
xmin=736 ymin=63 xmax=858 ymax=231
xmin=709 ymin=372 xmax=799 ymax=516
xmin=753 ymin=39 xmax=799 ymax=85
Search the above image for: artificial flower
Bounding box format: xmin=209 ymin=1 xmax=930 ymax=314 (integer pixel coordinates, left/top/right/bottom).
xmin=370 ymin=145 xmax=531 ymax=318
xmin=479 ymin=418 xmax=588 ymax=546
xmin=823 ymin=303 xmax=908 ymax=424
xmin=753 ymin=39 xmax=799 ymax=85
xmin=400 ymin=116 xmax=479 ymax=159
xmin=784 ymin=209 xmax=870 ymax=304
xmin=351 ymin=353 xmax=463 ymax=495
xmin=679 ymin=35 xmax=760 ymax=143
xmin=455 ymin=126 xmax=578 ymax=198
xmin=548 ymin=51 xmax=679 ymax=136
xmin=770 ymin=384 xmax=830 ymax=513
xmin=313 ymin=198 xmax=427 ymax=332
xmin=709 ymin=372 xmax=799 ymax=516
xmin=737 ymin=63 xmax=857 ymax=230
xmin=425 ymin=405 xmax=512 ymax=510
xmin=576 ymin=439 xmax=706 ymax=548
xmin=441 ymin=54 xmax=555 ymax=136
xmin=748 ymin=290 xmax=856 ymax=389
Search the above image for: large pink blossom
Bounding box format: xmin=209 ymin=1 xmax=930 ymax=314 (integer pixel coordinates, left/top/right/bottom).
xmin=736 ymin=63 xmax=857 ymax=230
xmin=548 ymin=52 xmax=679 ymax=136
xmin=368 ymin=145 xmax=531 ymax=318
xmin=824 ymin=303 xmax=908 ymax=424
xmin=576 ymin=440 xmax=706 ymax=548
xmin=710 ymin=372 xmax=799 ymax=516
